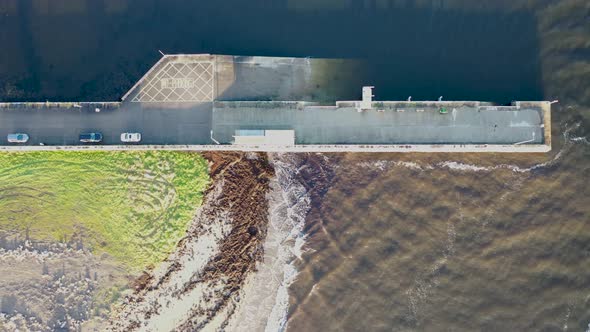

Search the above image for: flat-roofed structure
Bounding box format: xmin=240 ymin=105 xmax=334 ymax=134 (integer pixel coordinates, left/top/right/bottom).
xmin=233 ymin=130 xmax=295 ymax=146
xmin=0 ymin=54 xmax=551 ymax=153
xmin=213 ymin=101 xmax=545 ymax=145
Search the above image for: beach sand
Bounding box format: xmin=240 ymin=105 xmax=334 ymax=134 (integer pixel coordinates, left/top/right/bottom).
xmin=103 ymin=152 xmax=330 ymax=332
xmin=225 ymin=153 xmax=312 ymax=332
xmin=106 ymin=152 xmax=275 ymax=331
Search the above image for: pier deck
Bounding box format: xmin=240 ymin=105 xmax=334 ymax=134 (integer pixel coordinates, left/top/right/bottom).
xmin=0 ymin=54 xmax=551 ymax=153
xmin=212 ymin=101 xmax=544 ymax=145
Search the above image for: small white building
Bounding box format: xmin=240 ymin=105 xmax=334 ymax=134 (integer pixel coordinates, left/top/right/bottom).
xmin=233 ymin=129 xmax=295 ymax=146
xmin=360 ymin=86 xmax=374 ymax=110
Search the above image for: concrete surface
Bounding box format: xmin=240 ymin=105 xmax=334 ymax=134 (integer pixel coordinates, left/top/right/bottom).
xmin=212 ymin=102 xmax=544 ymax=145
xmin=0 ymin=54 xmax=551 ymax=152
xmin=0 ymin=102 xmax=213 ymax=145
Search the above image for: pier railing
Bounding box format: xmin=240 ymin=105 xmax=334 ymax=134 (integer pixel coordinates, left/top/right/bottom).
xmin=0 ymin=143 xmax=552 ymax=153
xmin=0 ymin=102 xmax=121 ymax=110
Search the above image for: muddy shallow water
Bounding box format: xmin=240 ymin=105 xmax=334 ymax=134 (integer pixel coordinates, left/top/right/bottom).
xmin=286 ymin=124 xmax=590 ymax=331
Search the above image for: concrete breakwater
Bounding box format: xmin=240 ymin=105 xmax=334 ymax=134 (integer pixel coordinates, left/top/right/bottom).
xmin=0 ymin=54 xmax=551 ymax=153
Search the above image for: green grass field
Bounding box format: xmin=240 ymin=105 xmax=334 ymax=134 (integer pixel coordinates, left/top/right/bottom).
xmin=0 ymin=151 xmax=209 ymax=271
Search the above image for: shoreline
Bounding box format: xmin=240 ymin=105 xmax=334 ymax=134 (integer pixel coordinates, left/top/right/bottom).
xmin=106 ymin=151 xmax=274 ymax=331
xmin=103 ymin=152 xmax=332 ymax=331
xmin=224 ymin=153 xmax=313 ymax=331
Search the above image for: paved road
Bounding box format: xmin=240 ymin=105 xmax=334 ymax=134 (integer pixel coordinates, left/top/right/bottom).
xmin=0 ymin=102 xmax=213 ymax=146
xmin=0 ymin=101 xmax=545 ymax=146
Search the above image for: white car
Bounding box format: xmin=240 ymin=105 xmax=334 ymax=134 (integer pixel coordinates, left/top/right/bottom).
xmin=121 ymin=132 xmax=141 ymax=143
xmin=7 ymin=133 xmax=29 ymax=143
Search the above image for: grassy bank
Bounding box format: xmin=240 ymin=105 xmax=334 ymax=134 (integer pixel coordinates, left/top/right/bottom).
xmin=0 ymin=151 xmax=209 ymax=271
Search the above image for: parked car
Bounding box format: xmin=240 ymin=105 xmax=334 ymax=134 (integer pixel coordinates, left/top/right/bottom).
xmin=7 ymin=133 xmax=29 ymax=143
xmin=120 ymin=132 xmax=141 ymax=143
xmin=79 ymin=132 xmax=103 ymax=143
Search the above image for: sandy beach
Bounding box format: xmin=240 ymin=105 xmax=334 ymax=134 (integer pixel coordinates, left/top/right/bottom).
xmin=224 ymin=153 xmax=312 ymax=332
xmin=106 ymin=152 xmax=279 ymax=331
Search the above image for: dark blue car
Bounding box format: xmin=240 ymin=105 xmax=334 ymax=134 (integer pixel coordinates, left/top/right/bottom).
xmin=79 ymin=132 xmax=103 ymax=143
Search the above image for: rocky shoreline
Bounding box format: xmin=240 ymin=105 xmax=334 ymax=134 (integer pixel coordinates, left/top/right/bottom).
xmin=0 ymin=151 xmax=334 ymax=331
xmin=107 ymin=152 xmax=275 ymax=331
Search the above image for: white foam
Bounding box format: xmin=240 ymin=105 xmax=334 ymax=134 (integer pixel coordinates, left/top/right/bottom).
xmin=263 ymin=153 xmax=312 ymax=332
xmin=223 ymin=153 xmax=311 ymax=332
xmin=355 ymin=123 xmax=586 ymax=323
xmin=358 ymin=160 xmax=431 ymax=171
xmin=571 ymin=136 xmax=589 ymax=144
xmin=358 ymin=122 xmax=583 ymax=174
xmin=437 ymin=161 xmax=489 ymax=172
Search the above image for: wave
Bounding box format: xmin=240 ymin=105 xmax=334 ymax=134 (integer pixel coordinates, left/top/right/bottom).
xmin=356 ymin=122 xmax=585 ymax=323
xmin=358 ymin=122 xmax=583 ymax=174
xmin=222 ymin=153 xmax=311 ymax=332
xmin=570 ymin=136 xmax=589 ymax=144
xmin=264 ymin=153 xmax=312 ymax=332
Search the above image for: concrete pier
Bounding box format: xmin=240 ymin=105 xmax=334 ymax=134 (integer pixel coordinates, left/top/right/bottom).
xmin=0 ymin=54 xmax=551 ymax=153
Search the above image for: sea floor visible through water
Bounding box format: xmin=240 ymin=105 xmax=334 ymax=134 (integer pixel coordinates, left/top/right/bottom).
xmin=285 ymin=119 xmax=590 ymax=331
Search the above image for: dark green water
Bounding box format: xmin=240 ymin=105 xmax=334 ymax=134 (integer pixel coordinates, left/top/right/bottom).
xmin=1 ymin=0 xmax=541 ymax=103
